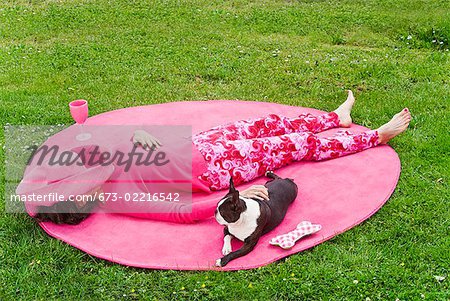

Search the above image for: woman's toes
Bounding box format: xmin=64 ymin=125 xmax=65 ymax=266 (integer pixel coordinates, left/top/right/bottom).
xmin=347 ymin=90 xmax=355 ymax=101
xmin=376 ymin=108 xmax=411 ymax=144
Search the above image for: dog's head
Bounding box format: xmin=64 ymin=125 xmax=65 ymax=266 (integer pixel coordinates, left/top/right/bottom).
xmin=215 ymin=177 xmax=247 ymax=225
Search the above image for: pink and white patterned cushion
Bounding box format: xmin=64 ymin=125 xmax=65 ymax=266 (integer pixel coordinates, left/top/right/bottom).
xmin=269 ymin=221 xmax=322 ymax=249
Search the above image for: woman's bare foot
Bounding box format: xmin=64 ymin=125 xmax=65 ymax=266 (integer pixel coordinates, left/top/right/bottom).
xmin=377 ymin=108 xmax=411 ymax=144
xmin=333 ymin=90 xmax=355 ymax=127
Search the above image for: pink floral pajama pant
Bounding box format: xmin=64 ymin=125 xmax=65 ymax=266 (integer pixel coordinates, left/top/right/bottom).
xmin=192 ymin=112 xmax=379 ymax=190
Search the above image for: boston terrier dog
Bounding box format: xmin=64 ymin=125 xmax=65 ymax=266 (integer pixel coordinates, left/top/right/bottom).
xmin=215 ymin=171 xmax=298 ymax=267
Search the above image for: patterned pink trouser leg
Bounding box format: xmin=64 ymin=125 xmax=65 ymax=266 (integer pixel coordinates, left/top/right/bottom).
xmin=193 ymin=112 xmax=340 ymax=144
xmin=193 ymin=113 xmax=379 ymax=190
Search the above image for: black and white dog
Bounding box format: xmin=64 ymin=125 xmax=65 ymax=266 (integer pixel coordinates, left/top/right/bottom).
xmin=215 ymin=171 xmax=298 ymax=267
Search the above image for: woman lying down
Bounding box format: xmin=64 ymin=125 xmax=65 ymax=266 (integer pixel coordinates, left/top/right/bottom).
xmin=17 ymin=91 xmax=410 ymax=225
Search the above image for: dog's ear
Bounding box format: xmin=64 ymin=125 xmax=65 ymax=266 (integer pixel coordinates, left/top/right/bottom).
xmin=229 ymin=177 xmax=236 ymax=193
xmin=229 ymin=177 xmax=240 ymax=205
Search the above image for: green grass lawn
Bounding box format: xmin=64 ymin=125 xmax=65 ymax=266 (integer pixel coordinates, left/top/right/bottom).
xmin=1 ymin=0 xmax=449 ymax=300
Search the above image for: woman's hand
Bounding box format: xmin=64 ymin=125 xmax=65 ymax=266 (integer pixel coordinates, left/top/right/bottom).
xmin=240 ymin=185 xmax=269 ymax=201
xmin=133 ymin=130 xmax=162 ymax=151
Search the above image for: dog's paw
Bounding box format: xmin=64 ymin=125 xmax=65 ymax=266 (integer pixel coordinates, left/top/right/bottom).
xmin=222 ymin=244 xmax=232 ymax=256
xmin=215 ymin=259 xmax=223 ymax=267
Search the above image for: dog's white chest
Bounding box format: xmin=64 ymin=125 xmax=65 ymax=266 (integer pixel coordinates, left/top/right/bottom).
xmin=228 ymin=199 xmax=261 ymax=241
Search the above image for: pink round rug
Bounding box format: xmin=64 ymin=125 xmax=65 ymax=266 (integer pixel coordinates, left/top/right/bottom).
xmin=35 ymin=100 xmax=400 ymax=271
